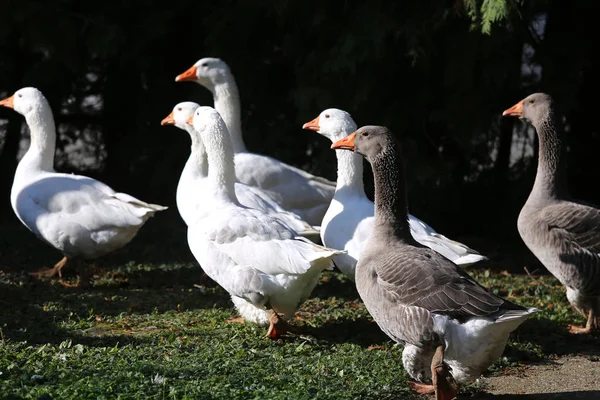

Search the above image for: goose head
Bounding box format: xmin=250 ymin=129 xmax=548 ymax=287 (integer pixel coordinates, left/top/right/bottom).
xmin=302 ymin=108 xmax=357 ymax=142
xmin=175 ymin=58 xmax=231 ymax=88
xmin=0 ymin=87 xmax=48 ymax=116
xmin=503 ymin=93 xmax=555 ymax=125
xmin=185 ymin=106 xmax=227 ymax=137
xmin=161 ymin=102 xmax=200 ymax=131
xmin=331 ymin=125 xmax=395 ymax=163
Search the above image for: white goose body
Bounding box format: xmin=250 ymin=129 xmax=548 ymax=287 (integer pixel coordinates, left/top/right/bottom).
xmin=175 ymin=58 xmax=335 ymax=225
xmin=402 ymin=312 xmax=534 ymax=384
xmin=2 ymin=87 xmax=166 ymax=260
xmin=185 ymin=107 xmax=343 ymax=327
xmin=303 ymin=109 xmax=487 ymax=279
xmin=162 ymin=102 xmax=317 ymax=235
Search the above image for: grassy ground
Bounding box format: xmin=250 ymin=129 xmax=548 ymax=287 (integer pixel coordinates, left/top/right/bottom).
xmin=0 ymin=217 xmax=598 ymax=399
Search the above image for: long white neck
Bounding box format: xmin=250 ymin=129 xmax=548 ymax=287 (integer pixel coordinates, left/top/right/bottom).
xmin=19 ymin=100 xmax=56 ymax=172
xmin=180 ymin=124 xmax=208 ymax=180
xmin=334 ymin=148 xmax=366 ymax=197
xmin=327 ymin=121 xmax=364 ymax=196
xmin=200 ymin=121 xmax=238 ymax=204
xmin=211 ymin=77 xmax=247 ymax=154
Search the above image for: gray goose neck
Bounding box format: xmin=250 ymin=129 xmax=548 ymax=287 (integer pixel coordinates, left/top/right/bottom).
xmin=371 ymin=146 xmax=411 ymax=238
xmin=530 ymin=111 xmax=569 ymax=204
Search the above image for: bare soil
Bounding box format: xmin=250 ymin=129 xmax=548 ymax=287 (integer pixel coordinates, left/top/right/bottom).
xmin=474 ymin=354 xmax=600 ymax=399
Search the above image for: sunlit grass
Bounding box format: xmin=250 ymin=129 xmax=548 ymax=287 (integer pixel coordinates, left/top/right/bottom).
xmin=0 ymin=223 xmax=597 ymax=399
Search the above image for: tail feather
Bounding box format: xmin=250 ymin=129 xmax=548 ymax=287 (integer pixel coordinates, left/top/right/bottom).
xmin=112 ymin=192 xmax=168 ymax=213
xmin=497 ymin=307 xmax=539 ymax=323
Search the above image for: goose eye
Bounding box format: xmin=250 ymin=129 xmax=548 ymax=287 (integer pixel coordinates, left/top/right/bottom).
xmin=528 ymin=99 xmax=534 ymax=104
xmin=201 ymin=63 xmax=208 ymax=67
xmin=325 ymin=114 xmax=330 ymax=118
xmin=361 ymin=132 xmax=369 ymax=137
xmin=17 ymin=94 xmax=22 ymax=98
xmin=177 ymin=107 xmax=182 ymax=111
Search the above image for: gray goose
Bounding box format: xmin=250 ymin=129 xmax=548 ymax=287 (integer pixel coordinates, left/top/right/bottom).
xmin=331 ymin=126 xmax=537 ymax=400
xmin=504 ymin=93 xmax=600 ymax=334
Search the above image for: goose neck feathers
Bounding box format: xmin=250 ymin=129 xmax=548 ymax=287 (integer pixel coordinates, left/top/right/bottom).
xmin=532 ymin=112 xmax=568 ymax=202
xmin=191 ymin=107 xmax=237 ymax=203
xmin=364 ymin=129 xmax=410 ymax=237
xmin=335 ymin=150 xmax=366 ymax=196
xmin=212 ymin=79 xmax=246 ymax=154
xmin=171 ymin=102 xmax=208 ymax=179
xmin=511 ymin=93 xmax=568 ymax=204
xmin=12 ymin=88 xmax=56 ymax=172
xmin=185 ymin=126 xmax=209 ymax=180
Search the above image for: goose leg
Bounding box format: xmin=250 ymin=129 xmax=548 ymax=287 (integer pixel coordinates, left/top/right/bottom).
xmin=431 ymin=345 xmax=458 ymax=400
xmin=569 ymin=309 xmax=600 ymax=335
xmin=30 ymin=256 xmax=68 ymax=279
xmin=77 ymin=262 xmax=93 ymax=289
xmin=265 ymin=309 xmax=288 ymax=339
xmin=408 ymin=381 xmax=435 ymax=394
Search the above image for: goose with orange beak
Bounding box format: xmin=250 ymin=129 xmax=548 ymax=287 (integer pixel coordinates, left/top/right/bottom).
xmin=174 ymin=57 xmax=336 ymax=225
xmin=160 ymin=102 xmax=318 ymax=235
xmin=302 ymin=109 xmax=486 ymax=281
xmin=182 ymin=106 xmax=344 ymax=338
xmin=329 ymin=124 xmax=537 ymax=400
xmin=0 ymin=87 xmax=167 ymax=284
xmin=503 ymin=93 xmax=600 ymax=335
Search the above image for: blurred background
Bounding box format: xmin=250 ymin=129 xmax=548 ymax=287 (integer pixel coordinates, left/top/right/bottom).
xmin=0 ymin=0 xmax=598 ymax=270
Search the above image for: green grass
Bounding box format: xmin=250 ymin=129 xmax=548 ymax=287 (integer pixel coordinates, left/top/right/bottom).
xmin=0 ymin=220 xmax=598 ymax=399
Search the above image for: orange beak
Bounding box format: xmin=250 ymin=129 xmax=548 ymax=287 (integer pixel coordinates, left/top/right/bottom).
xmin=331 ymin=132 xmax=356 ymax=151
xmin=302 ymin=116 xmax=320 ymax=131
xmin=175 ymin=65 xmax=198 ymax=82
xmin=161 ymin=111 xmax=175 ymax=126
xmin=186 ymin=116 xmax=194 ymax=126
xmin=502 ymin=100 xmax=523 ymax=117
xmin=0 ymin=94 xmax=15 ymax=109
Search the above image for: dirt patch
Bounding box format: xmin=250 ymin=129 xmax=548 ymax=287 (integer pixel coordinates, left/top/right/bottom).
xmin=475 ymin=354 xmax=600 ymax=399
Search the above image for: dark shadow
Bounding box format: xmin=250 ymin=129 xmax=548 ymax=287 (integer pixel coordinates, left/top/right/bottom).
xmin=0 ymin=262 xmax=233 ymax=345
xmin=473 ymin=391 xmax=600 ymax=399
xmin=509 ymin=316 xmax=600 ymax=358
xmin=311 ymin=271 xmax=361 ymax=301
xmin=1 ymin=186 xmax=193 ymax=278
xmin=296 ymin=317 xmax=390 ymax=347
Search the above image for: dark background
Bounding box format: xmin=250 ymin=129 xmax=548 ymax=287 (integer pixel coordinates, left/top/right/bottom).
xmin=1 ymin=0 xmax=598 ymax=271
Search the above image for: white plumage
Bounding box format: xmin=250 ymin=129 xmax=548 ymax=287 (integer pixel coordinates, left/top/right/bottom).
xmin=175 ymin=57 xmax=336 ymax=225
xmin=160 ymin=101 xmax=318 ymax=236
xmin=0 ymin=87 xmax=166 ymax=278
xmin=303 ymin=108 xmax=487 ymax=280
xmin=185 ymin=106 xmax=344 ymax=337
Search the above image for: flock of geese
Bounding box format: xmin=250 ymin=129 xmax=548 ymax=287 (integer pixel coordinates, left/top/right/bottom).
xmin=1 ymin=57 xmax=599 ymax=399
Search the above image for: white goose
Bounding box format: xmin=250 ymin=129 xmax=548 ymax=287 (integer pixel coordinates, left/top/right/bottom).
xmin=0 ymin=87 xmax=167 ymax=280
xmin=174 ymin=57 xmax=336 ymax=225
xmin=185 ymin=106 xmax=344 ymax=337
xmin=302 ymin=109 xmax=487 ymax=279
xmin=160 ymin=102 xmax=318 ymax=236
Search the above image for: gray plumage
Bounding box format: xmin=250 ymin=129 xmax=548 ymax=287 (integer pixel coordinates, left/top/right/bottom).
xmin=340 ymin=125 xmax=535 ymax=385
xmin=505 ymin=93 xmax=600 ymax=332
